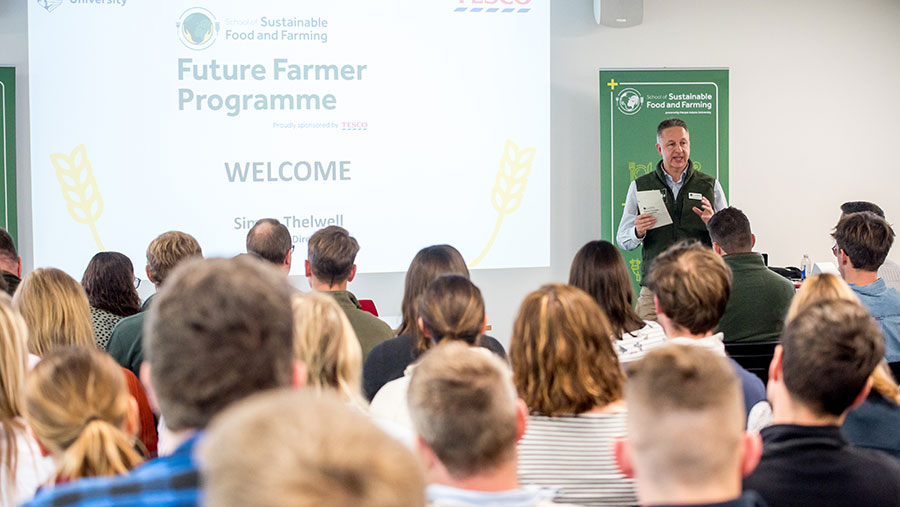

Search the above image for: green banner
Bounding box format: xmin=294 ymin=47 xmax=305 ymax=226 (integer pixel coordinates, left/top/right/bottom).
xmin=0 ymin=67 xmax=16 ymax=245
xmin=599 ymin=68 xmax=729 ymax=295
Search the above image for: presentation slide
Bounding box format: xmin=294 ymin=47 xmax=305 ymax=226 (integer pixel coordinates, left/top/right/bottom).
xmin=27 ymin=0 xmax=549 ymax=277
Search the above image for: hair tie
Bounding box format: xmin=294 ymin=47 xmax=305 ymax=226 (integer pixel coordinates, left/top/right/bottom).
xmin=81 ymin=416 xmax=103 ymax=431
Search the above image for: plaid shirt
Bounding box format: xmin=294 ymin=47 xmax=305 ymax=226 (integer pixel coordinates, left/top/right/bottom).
xmin=25 ymin=433 xmax=201 ymax=507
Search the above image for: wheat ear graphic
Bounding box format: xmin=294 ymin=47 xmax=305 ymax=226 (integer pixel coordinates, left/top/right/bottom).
xmin=470 ymin=140 xmax=536 ymax=267
xmin=51 ymin=145 xmax=105 ymax=250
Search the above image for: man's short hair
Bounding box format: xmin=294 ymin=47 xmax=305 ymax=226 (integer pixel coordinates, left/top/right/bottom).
xmin=625 ymin=345 xmax=744 ymax=489
xmin=657 ymin=118 xmax=688 ymax=142
xmin=647 ymin=242 xmax=732 ymax=334
xmin=832 ymin=212 xmax=895 ymax=271
xmin=781 ymin=299 xmax=883 ymax=416
xmin=0 ymin=229 xmax=16 ymax=263
xmin=307 ymin=226 xmax=359 ymax=284
xmin=246 ymin=218 xmax=292 ymax=265
xmin=146 ymin=231 xmax=202 ymax=284
xmin=706 ymin=207 xmax=753 ymax=253
xmin=407 ymin=342 xmax=518 ymax=479
xmin=201 ymin=390 xmax=426 ymax=507
xmin=841 ymin=201 xmax=885 ymax=218
xmin=144 ymin=256 xmax=294 ymax=430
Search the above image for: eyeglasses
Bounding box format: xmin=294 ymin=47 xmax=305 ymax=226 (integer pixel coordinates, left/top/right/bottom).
xmin=832 ymin=243 xmax=840 ymax=257
xmin=134 ymin=277 xmax=142 ymax=289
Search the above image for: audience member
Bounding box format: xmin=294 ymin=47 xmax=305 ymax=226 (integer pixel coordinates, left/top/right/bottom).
xmin=707 ymin=207 xmax=794 ymax=343
xmin=0 ymin=229 xmax=21 ymax=295
xmin=0 ymin=293 xmax=53 ymax=504
xmin=364 ymin=244 xmax=505 ymax=400
xmin=106 ymin=231 xmax=202 ymax=378
xmin=370 ymin=275 xmax=487 ymax=430
xmin=511 ymin=283 xmax=637 ymax=506
xmin=25 ymin=348 xmax=143 ymax=485
xmin=832 ymin=211 xmax=900 ymax=371
xmin=783 ymin=273 xmax=858 ymax=321
xmin=568 ymin=240 xmax=665 ymax=363
xmin=743 ymin=299 xmax=900 ymax=507
xmin=12 ymin=268 xmax=157 ymax=456
xmin=407 ymin=342 xmax=569 ymax=506
xmin=200 ymin=390 xmax=425 ymax=507
xmin=646 ymin=242 xmax=769 ymax=429
xmin=291 ymin=291 xmax=365 ymax=408
xmin=616 ymin=346 xmax=765 ymax=507
xmin=25 ymin=256 xmax=300 ymax=506
xmin=840 ymin=201 xmax=900 ymax=291
xmin=81 ymin=252 xmax=142 ymax=350
xmin=306 ymin=226 xmax=393 ymax=358
xmin=245 ymin=218 xmax=293 ymax=275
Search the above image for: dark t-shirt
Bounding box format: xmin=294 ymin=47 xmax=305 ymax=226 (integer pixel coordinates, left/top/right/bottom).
xmin=652 ymin=491 xmax=769 ymax=507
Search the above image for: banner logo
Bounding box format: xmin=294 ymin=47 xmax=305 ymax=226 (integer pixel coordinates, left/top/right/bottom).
xmin=177 ymin=8 xmax=219 ymax=50
xmin=615 ymin=88 xmax=643 ymax=115
xmin=37 ymin=0 xmax=63 ymax=12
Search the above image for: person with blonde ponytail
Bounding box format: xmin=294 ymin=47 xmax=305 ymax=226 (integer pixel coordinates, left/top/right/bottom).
xmin=369 ymin=275 xmax=488 ymax=430
xmin=0 ymin=293 xmax=53 ymax=504
xmin=25 ymin=347 xmax=143 ymax=485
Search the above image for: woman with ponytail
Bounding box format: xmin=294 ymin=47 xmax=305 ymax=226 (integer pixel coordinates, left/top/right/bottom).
xmin=25 ymin=347 xmax=143 ymax=484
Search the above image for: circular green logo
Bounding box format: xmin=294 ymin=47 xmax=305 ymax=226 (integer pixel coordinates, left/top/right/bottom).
xmin=177 ymin=8 xmax=218 ymax=50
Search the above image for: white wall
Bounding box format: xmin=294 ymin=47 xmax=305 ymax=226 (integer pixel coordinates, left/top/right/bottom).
xmin=4 ymin=0 xmax=900 ymax=346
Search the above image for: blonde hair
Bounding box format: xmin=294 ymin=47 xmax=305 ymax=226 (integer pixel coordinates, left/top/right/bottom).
xmin=785 ymin=273 xmax=858 ymax=322
xmin=24 ymin=347 xmax=143 ymax=482
xmin=13 ymin=268 xmax=95 ymax=356
xmin=291 ymin=292 xmax=365 ymax=407
xmin=0 ymin=293 xmax=30 ymax=498
xmin=146 ymin=231 xmax=203 ymax=285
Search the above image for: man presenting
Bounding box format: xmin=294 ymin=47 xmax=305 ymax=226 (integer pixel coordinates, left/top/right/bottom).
xmin=616 ymin=118 xmax=727 ymax=320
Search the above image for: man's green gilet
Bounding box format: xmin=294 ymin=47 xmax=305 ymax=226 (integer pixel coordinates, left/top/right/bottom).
xmin=635 ymin=160 xmax=716 ymax=285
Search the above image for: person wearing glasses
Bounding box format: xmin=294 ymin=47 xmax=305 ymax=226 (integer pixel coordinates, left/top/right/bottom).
xmin=246 ymin=218 xmax=294 ymax=276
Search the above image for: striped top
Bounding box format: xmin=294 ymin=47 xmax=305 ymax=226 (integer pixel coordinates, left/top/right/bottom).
xmin=517 ymin=412 xmax=636 ymax=506
xmin=615 ymin=320 xmax=667 ymax=364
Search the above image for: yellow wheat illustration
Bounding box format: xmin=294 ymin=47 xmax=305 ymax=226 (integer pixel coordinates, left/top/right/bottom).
xmin=51 ymin=145 xmax=105 ymax=250
xmin=470 ymin=140 xmax=536 ymax=267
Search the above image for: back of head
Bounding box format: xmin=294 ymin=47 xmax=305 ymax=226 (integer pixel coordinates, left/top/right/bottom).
xmin=0 ymin=293 xmax=27 ymax=495
xmin=145 ymin=256 xmax=294 ymax=431
xmin=647 ymin=242 xmax=732 ymax=334
xmin=307 ymin=226 xmax=359 ymax=286
xmin=832 ymin=211 xmax=895 ymax=272
xmin=25 ymin=347 xmax=142 ymax=481
xmin=13 ymin=268 xmax=95 ymax=356
xmin=841 ymin=201 xmax=885 ymax=218
xmin=0 ymin=229 xmax=17 ymax=265
xmin=781 ymin=299 xmax=883 ymax=416
xmin=786 ymin=273 xmax=858 ymax=322
xmin=201 ymin=390 xmax=426 ymax=507
xmin=408 ymin=342 xmax=517 ymax=479
xmin=145 ymin=231 xmax=203 ymax=285
xmin=510 ymin=283 xmax=623 ymax=416
xmin=291 ymin=291 xmax=363 ymax=406
xmin=246 ymin=218 xmax=292 ymax=265
xmin=399 ymin=244 xmax=469 ymax=340
xmin=81 ymin=251 xmax=141 ymax=317
xmin=706 ymin=207 xmax=753 ymax=254
xmin=625 ymin=345 xmax=743 ymax=490
xmin=417 ymin=275 xmax=484 ymax=350
xmin=568 ymin=240 xmax=644 ymax=335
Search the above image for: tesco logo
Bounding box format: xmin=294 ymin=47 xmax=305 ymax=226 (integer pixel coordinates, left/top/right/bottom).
xmin=459 ymin=0 xmax=532 ymax=4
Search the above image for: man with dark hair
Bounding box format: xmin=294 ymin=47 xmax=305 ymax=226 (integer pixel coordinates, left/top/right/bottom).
xmin=743 ymin=300 xmax=900 ymax=507
xmin=840 ymin=201 xmax=900 ymax=290
xmin=707 ymin=207 xmax=795 ymax=343
xmin=617 ymin=118 xmax=728 ymax=320
xmin=26 ymin=256 xmax=302 ymax=506
xmin=306 ymin=226 xmax=392 ymax=357
xmin=246 ymin=218 xmax=292 ymax=275
xmin=0 ymin=228 xmax=22 ymax=295
xmin=647 ymin=242 xmax=768 ymax=430
xmin=832 ymin=212 xmax=900 ymax=367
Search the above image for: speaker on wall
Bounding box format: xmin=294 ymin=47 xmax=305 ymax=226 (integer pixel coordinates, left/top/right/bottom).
xmin=594 ymin=0 xmax=643 ymax=27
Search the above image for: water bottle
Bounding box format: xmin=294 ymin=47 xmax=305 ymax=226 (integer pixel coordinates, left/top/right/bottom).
xmin=800 ymin=254 xmax=811 ymax=280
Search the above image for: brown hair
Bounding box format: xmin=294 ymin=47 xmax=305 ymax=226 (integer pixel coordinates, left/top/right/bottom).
xmin=647 ymin=242 xmax=731 ymax=334
xmin=13 ymin=268 xmax=95 ymax=356
xmin=832 ymin=211 xmax=895 ymax=271
xmin=510 ymin=283 xmax=624 ymax=416
xmin=417 ymin=275 xmax=484 ymax=352
xmin=307 ymin=226 xmax=359 ymax=286
xmin=200 ymin=390 xmax=426 ymax=507
xmin=145 ymin=257 xmax=295 ymax=431
xmin=81 ymin=252 xmax=141 ymax=317
xmin=568 ymin=240 xmax=644 ymax=336
xmin=782 ymin=299 xmax=883 ymax=416
xmin=25 ymin=347 xmax=142 ymax=482
xmin=246 ymin=218 xmax=292 ymax=265
xmin=145 ymin=231 xmax=203 ymax=285
xmin=706 ymin=207 xmax=753 ymax=254
xmin=0 ymin=293 xmax=29 ymax=499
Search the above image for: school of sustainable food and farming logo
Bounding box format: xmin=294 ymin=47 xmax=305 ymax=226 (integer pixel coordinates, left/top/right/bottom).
xmin=177 ymin=7 xmax=219 ymax=50
xmin=616 ymin=88 xmax=643 ymax=115
xmin=36 ymin=0 xmax=64 ymax=12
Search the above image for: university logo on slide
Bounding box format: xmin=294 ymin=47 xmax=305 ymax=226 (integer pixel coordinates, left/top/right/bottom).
xmin=616 ymin=88 xmax=643 ymax=116
xmin=36 ymin=0 xmax=64 ymax=12
xmin=177 ymin=7 xmax=219 ymax=50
